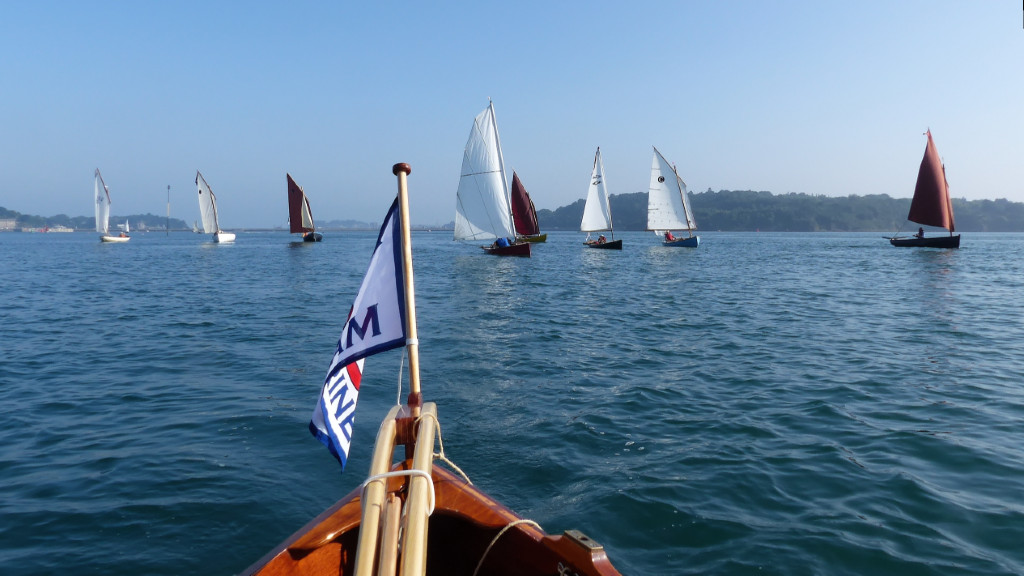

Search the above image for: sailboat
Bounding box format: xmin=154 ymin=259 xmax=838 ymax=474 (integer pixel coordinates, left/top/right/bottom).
xmin=510 ymin=171 xmax=547 ymax=243
xmin=453 ymin=101 xmax=531 ymax=257
xmin=240 ymin=163 xmax=619 ymax=576
xmin=195 ymin=171 xmax=235 ymax=243
xmin=647 ymin=146 xmax=700 ymax=247
xmin=581 ymin=147 xmax=622 ymax=250
xmin=889 ymin=130 xmax=960 ymax=248
xmin=95 ymin=169 xmax=130 ymax=243
xmin=287 ymin=174 xmax=323 ymax=242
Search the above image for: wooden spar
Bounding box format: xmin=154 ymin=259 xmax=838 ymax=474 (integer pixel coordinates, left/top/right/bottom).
xmin=353 ymin=406 xmax=400 ymax=576
xmin=390 ymin=163 xmax=436 ymax=576
xmin=393 ymin=163 xmax=422 ymax=415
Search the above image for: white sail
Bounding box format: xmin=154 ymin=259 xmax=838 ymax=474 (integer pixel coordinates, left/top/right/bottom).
xmin=94 ymin=169 xmax=111 ymax=234
xmin=301 ymin=197 xmax=314 ymax=230
xmin=581 ymin=147 xmax=613 ymax=233
xmin=196 ymin=171 xmax=220 ymax=234
xmin=125 ymin=220 xmax=130 ymax=234
xmin=647 ymin=147 xmax=697 ymax=232
xmin=454 ymin=102 xmax=515 ymax=241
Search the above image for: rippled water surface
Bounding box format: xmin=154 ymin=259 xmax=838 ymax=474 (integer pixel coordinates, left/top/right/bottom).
xmin=2 ymin=230 xmax=1023 ymax=575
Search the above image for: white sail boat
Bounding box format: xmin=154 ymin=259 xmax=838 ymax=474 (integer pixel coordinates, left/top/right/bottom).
xmin=647 ymin=146 xmax=699 ymax=247
xmin=95 ymin=169 xmax=130 ymax=243
xmin=195 ymin=171 xmax=235 ymax=243
xmin=580 ymin=147 xmax=621 ymax=250
xmin=453 ymin=101 xmax=530 ymax=256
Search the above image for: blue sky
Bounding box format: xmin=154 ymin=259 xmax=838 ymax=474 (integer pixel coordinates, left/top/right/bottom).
xmin=1 ymin=1 xmax=1021 ymax=227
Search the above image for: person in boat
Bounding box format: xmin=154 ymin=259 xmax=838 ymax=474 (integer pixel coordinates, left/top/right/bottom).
xmin=916 ymin=227 xmax=924 ymax=238
xmin=597 ymin=235 xmax=606 ymax=244
xmin=490 ymin=237 xmax=511 ymax=249
xmin=665 ymin=230 xmax=676 ymax=242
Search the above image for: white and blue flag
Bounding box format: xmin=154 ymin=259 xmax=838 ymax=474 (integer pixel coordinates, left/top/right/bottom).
xmin=310 ymin=198 xmax=407 ymax=470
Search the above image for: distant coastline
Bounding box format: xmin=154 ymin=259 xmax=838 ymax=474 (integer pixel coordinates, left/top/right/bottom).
xmin=5 ymin=189 xmax=1024 ymax=233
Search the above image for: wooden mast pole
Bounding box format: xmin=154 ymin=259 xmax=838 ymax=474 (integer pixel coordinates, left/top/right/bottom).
xmin=392 ymin=163 xmax=421 ymax=416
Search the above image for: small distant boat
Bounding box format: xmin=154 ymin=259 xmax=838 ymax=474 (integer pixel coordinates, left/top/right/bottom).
xmin=510 ymin=171 xmax=547 ymax=243
xmin=195 ymin=171 xmax=235 ymax=243
xmin=95 ymin=169 xmax=130 ymax=243
xmin=287 ymin=174 xmax=323 ymax=242
xmin=889 ymin=130 xmax=960 ymax=248
xmin=647 ymin=147 xmax=699 ymax=247
xmin=581 ymin=147 xmax=622 ymax=250
xmin=453 ymin=101 xmax=531 ymax=257
xmin=193 ymin=220 xmax=201 ymax=234
xmin=240 ymin=163 xmax=619 ymax=576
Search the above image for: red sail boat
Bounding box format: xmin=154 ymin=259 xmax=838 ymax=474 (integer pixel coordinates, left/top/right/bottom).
xmin=510 ymin=171 xmax=547 ymax=243
xmin=889 ymin=130 xmax=960 ymax=248
xmin=288 ymin=174 xmax=323 ymax=242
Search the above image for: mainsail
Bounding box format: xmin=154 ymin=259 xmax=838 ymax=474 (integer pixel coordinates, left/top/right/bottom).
xmin=94 ymin=169 xmax=111 ymax=234
xmin=647 ymin=146 xmax=697 ymax=233
xmin=196 ymin=171 xmax=220 ymax=234
xmin=907 ymin=130 xmax=955 ymax=232
xmin=510 ymin=171 xmax=540 ymax=237
xmin=454 ymin=102 xmax=515 ymax=242
xmin=287 ymin=174 xmax=316 ymax=233
xmin=581 ymin=147 xmax=613 ymax=233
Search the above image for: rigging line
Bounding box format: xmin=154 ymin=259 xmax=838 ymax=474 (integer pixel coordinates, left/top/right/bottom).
xmin=471 ymin=519 xmax=543 ymax=576
xmin=416 ymin=411 xmax=472 ymax=485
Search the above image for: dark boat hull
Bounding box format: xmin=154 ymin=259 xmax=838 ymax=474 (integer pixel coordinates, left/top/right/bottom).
xmin=584 ymin=239 xmax=623 ymax=250
xmin=303 ymin=232 xmax=323 ymax=242
xmin=663 ymin=236 xmax=700 ymax=247
xmin=241 ymin=464 xmax=620 ymax=576
xmin=890 ymin=234 xmax=960 ymax=248
xmin=482 ymin=242 xmax=531 ymax=257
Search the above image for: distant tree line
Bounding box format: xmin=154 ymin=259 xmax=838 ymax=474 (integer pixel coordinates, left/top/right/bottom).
xmin=536 ymin=190 xmax=1024 ymax=232
xmin=0 ymin=207 xmax=188 ymax=230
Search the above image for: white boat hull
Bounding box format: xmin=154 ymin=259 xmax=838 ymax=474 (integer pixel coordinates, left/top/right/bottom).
xmin=100 ymin=234 xmax=130 ymax=243
xmin=214 ymin=232 xmax=235 ymax=243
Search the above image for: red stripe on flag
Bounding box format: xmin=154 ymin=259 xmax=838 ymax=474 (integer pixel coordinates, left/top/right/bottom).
xmin=346 ymin=362 xmax=362 ymax=390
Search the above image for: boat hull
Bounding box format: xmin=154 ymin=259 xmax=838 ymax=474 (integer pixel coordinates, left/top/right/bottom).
xmin=663 ymin=236 xmax=699 ymax=247
xmin=518 ymin=234 xmax=547 ymax=243
xmin=584 ymin=239 xmax=622 ymax=250
xmin=214 ymin=232 xmax=236 ymax=243
xmin=482 ymin=242 xmax=531 ymax=257
xmin=99 ymin=234 xmax=130 ymax=243
xmin=302 ymin=232 xmax=323 ymax=242
xmin=890 ymin=235 xmax=960 ymax=248
xmin=241 ymin=464 xmax=620 ymax=576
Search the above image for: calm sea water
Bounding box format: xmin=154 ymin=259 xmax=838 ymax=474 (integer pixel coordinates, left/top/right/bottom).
xmin=2 ymin=229 xmax=1023 ymax=575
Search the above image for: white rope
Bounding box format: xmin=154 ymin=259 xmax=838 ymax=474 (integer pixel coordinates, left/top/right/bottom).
xmin=471 ymin=519 xmax=543 ymax=576
xmin=359 ymin=469 xmax=435 ymax=516
xmin=416 ymin=411 xmax=472 ymax=485
xmin=395 ymin=349 xmax=406 ymax=407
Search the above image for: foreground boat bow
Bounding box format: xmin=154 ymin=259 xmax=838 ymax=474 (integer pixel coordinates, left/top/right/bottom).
xmin=242 ymin=404 xmax=619 ymax=576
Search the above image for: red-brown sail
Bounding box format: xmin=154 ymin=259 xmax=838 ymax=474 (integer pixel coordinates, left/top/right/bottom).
xmin=907 ymin=130 xmax=955 ymax=232
xmin=287 ymin=174 xmax=315 ymax=234
xmin=509 ymin=171 xmax=540 ymax=237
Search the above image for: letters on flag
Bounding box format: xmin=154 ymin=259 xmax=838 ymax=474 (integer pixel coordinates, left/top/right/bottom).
xmin=310 ymin=198 xmax=406 ymax=469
